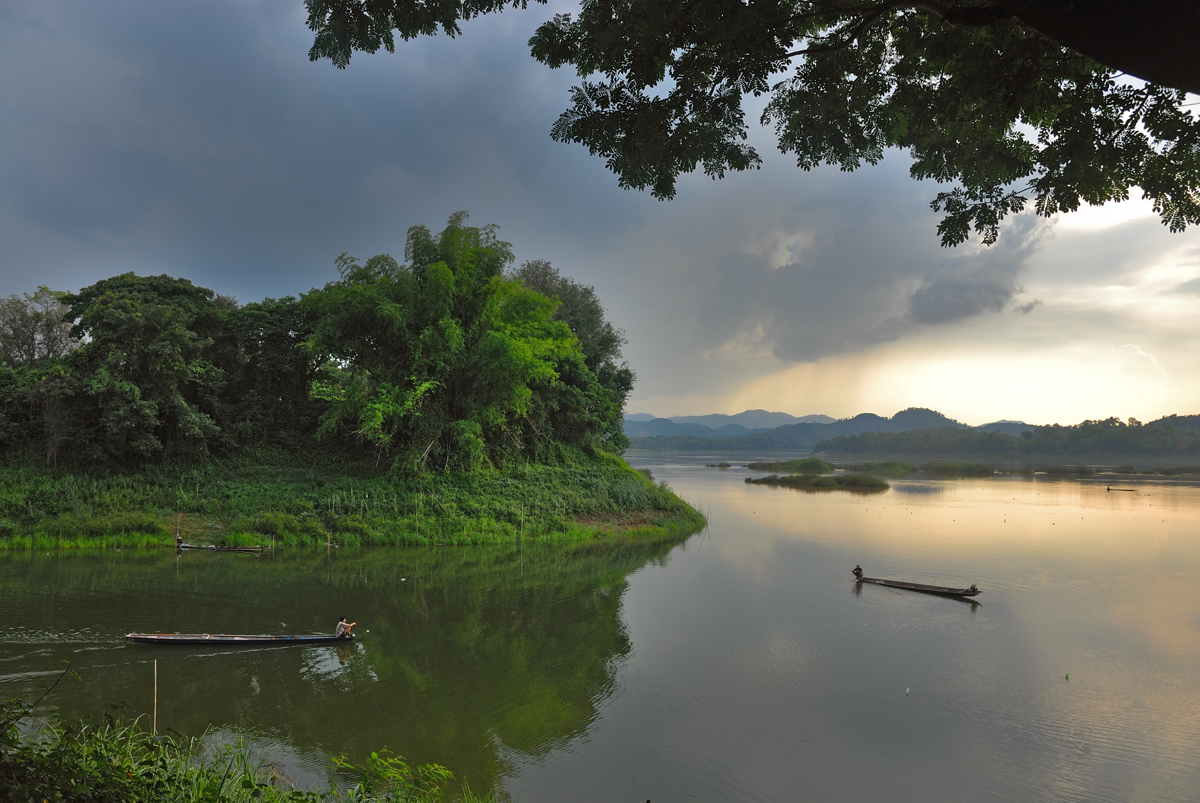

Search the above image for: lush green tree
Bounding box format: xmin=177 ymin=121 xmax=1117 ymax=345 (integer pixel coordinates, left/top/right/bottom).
xmin=51 ymin=274 xmax=226 ymax=463
xmin=510 ymin=259 xmax=633 ymax=449
xmin=305 ymin=213 xmax=620 ymax=470
xmin=510 ymin=260 xmax=626 ymax=372
xmin=0 ymin=223 xmax=633 ymax=469
xmin=0 ymin=287 xmax=77 ymax=368
xmin=222 ymin=295 xmax=324 ymax=445
xmin=305 ymin=0 xmax=1200 ymax=245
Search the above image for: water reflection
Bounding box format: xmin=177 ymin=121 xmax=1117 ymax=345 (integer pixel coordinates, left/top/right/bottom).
xmin=0 ymin=535 xmax=689 ymax=791
xmin=6 ymin=466 xmax=1200 ymax=803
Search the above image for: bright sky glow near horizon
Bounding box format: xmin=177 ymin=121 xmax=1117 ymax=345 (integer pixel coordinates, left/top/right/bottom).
xmin=2 ymin=2 xmax=1199 ymax=428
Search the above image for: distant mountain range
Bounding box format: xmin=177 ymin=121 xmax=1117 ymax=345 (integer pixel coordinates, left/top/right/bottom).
xmin=814 ymin=414 xmax=1200 ymax=464
xmin=625 ymin=407 xmax=1036 ymax=452
xmin=624 ymin=409 xmax=834 ymax=431
xmin=625 ymin=408 xmax=1200 ymax=462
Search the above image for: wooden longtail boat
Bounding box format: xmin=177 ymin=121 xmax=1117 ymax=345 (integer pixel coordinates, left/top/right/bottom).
xmin=125 ymin=633 xmax=353 ymax=645
xmin=856 ymin=577 xmax=981 ymax=597
xmin=176 ymin=543 xmax=267 ymax=553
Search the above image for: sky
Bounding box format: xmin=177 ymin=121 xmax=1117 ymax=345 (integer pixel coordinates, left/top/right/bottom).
xmin=2 ymin=1 xmax=1199 ymax=427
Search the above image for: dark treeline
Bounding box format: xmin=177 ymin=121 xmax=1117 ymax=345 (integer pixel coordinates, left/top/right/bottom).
xmin=816 ymin=416 xmax=1200 ymax=463
xmin=0 ymin=213 xmax=632 ymax=472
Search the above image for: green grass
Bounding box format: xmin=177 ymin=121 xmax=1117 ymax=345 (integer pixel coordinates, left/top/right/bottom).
xmin=744 ymin=458 xmax=832 ymax=474
xmin=843 ymin=461 xmax=915 ymax=477
xmin=919 ymin=461 xmax=994 ymax=476
xmin=744 ymin=473 xmax=889 ymax=491
xmin=1 ymin=691 xmax=503 ymax=803
xmin=0 ymin=447 xmax=704 ymax=549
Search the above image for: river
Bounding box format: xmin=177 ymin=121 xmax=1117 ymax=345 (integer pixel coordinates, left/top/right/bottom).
xmin=3 ymin=455 xmax=1199 ymax=802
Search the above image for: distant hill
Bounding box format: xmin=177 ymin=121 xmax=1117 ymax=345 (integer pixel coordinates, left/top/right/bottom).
xmin=625 ymin=406 xmax=1200 ymax=462
xmin=815 ymin=415 xmax=1200 ymax=463
xmin=669 ymin=410 xmax=834 ymax=429
xmin=624 ymin=418 xmax=774 ymax=439
xmin=627 ymin=422 xmax=832 ymax=453
xmin=627 ymin=407 xmax=978 ymax=452
xmin=975 ymin=420 xmax=1036 ymax=437
xmin=623 ymin=409 xmax=834 ymax=429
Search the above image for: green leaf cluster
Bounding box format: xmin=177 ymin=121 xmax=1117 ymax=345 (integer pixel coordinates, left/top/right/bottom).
xmin=305 ymin=1 xmax=1200 ymax=246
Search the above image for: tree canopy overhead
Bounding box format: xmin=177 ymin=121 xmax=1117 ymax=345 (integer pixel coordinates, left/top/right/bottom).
xmin=304 ymin=0 xmax=1200 ymax=245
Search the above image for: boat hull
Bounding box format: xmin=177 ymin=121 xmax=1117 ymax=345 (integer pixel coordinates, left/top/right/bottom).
xmin=857 ymin=577 xmax=981 ymax=597
xmin=177 ymin=544 xmax=266 ymax=553
xmin=125 ymin=633 xmax=353 ymax=645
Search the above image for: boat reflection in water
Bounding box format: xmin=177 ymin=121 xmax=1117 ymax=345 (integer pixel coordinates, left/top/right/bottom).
xmin=1 ymin=534 xmax=693 ymax=792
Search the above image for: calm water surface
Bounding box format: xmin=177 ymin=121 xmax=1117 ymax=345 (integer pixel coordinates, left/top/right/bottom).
xmin=3 ymin=455 xmax=1200 ymax=802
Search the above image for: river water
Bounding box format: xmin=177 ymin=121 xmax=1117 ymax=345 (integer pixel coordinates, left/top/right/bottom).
xmin=3 ymin=455 xmax=1199 ymax=802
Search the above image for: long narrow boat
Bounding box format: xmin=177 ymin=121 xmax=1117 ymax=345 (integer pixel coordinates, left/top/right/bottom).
xmin=856 ymin=576 xmax=981 ymax=597
xmin=176 ymin=543 xmax=267 ymax=553
xmin=125 ymin=633 xmax=353 ymax=645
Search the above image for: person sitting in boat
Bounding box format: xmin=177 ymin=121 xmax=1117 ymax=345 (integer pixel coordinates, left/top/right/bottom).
xmin=969 ymin=584 xmax=978 ymax=594
xmin=853 ymin=565 xmax=864 ymax=580
xmin=335 ymin=617 xmax=356 ymax=638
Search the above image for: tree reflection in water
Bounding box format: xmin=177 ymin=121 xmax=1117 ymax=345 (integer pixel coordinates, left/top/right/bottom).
xmin=0 ymin=534 xmax=693 ymax=791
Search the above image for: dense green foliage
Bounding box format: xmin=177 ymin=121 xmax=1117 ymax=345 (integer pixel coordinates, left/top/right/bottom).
xmin=745 ymin=457 xmax=831 ymax=474
xmin=0 ymin=286 xmax=77 ymax=368
xmin=1 ymin=213 xmax=630 ymax=472
xmin=0 ymin=697 xmax=491 ymax=802
xmin=304 ymin=1 xmax=1200 ymax=246
xmin=816 ymin=416 xmax=1200 ymax=463
xmin=843 ymin=461 xmax=915 ymax=477
xmin=744 ymin=473 xmax=888 ymax=490
xmin=0 ymin=447 xmax=701 ymax=549
xmin=0 ymin=214 xmax=699 ymax=549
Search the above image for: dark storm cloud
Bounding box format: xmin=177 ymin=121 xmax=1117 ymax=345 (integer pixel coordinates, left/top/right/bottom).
xmin=0 ymin=1 xmax=634 ymax=300
xmin=0 ymin=0 xmax=1053 ymax=406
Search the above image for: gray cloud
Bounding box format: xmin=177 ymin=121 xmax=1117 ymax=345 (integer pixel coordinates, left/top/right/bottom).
xmin=1014 ymin=299 xmax=1043 ymax=314
xmin=0 ymin=1 xmax=1086 ymax=412
xmin=907 ymin=215 xmax=1041 ymax=325
xmin=909 ymin=273 xmax=1014 ymax=324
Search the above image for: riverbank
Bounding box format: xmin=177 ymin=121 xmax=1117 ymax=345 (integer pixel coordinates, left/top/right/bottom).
xmin=0 ymin=698 xmax=496 ymax=803
xmin=0 ymin=447 xmax=704 ymax=549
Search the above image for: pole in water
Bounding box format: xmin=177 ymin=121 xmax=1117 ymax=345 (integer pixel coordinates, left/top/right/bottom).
xmin=153 ymin=659 xmax=158 ymax=735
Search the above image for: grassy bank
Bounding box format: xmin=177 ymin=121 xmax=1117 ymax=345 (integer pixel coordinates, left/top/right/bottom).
xmin=744 ymin=473 xmax=889 ymax=491
xmin=1 ymin=696 xmax=498 ymax=803
xmin=745 ymin=458 xmax=832 ymax=474
xmin=0 ymin=448 xmax=704 ymax=549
